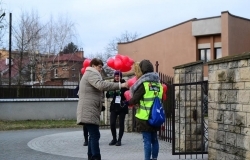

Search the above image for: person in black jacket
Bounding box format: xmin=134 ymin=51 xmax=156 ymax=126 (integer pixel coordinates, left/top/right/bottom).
xmin=106 ymin=70 xmax=128 ymax=146
xmin=74 ymin=85 xmax=89 ymax=146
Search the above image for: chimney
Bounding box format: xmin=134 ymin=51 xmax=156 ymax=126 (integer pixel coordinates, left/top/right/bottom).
xmin=75 ymin=49 xmax=84 ymax=58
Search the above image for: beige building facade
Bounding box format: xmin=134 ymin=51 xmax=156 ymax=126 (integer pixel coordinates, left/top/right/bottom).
xmin=118 ymin=11 xmax=250 ymax=76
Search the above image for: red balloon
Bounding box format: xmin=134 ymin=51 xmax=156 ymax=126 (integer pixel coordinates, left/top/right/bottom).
xmin=162 ymin=93 xmax=167 ymax=101
xmin=114 ymin=58 xmax=122 ymax=70
xmin=122 ymin=56 xmax=131 ymax=67
xmin=83 ymin=59 xmax=91 ymax=67
xmin=107 ymin=58 xmax=115 ymax=69
xmin=115 ymin=54 xmax=123 ymax=60
xmin=120 ymin=65 xmax=132 ymax=72
xmin=124 ymin=90 xmax=134 ymax=108
xmin=162 ymin=84 xmax=167 ymax=94
xmin=124 ymin=90 xmax=131 ymax=101
xmin=127 ymin=76 xmax=137 ymax=88
xmin=81 ymin=67 xmax=86 ymax=74
xmin=128 ymin=57 xmax=134 ymax=66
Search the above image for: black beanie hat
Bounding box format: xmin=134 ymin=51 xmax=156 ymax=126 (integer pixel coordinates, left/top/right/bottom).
xmin=114 ymin=70 xmax=122 ymax=78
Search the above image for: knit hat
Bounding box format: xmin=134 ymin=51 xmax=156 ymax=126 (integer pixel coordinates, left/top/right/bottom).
xmin=114 ymin=70 xmax=122 ymax=78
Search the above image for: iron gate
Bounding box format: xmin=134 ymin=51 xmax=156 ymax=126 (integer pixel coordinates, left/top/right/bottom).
xmin=172 ymin=74 xmax=208 ymax=158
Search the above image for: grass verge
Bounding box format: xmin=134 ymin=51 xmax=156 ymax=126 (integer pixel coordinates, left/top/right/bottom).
xmin=0 ymin=120 xmax=81 ymax=131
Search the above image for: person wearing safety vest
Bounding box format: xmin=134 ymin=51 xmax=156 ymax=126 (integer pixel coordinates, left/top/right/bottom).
xmin=126 ymin=60 xmax=162 ymax=160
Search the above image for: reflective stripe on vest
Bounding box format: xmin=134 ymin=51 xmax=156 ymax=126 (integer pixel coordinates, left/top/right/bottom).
xmin=135 ymin=82 xmax=163 ymax=120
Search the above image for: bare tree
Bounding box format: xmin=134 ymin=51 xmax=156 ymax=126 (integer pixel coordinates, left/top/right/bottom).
xmin=105 ymin=30 xmax=139 ymax=56
xmin=12 ymin=10 xmax=43 ymax=85
xmin=0 ymin=1 xmax=7 ymax=48
xmin=90 ymin=31 xmax=139 ymax=77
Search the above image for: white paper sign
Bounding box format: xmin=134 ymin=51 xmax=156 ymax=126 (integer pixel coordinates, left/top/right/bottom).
xmin=115 ymin=96 xmax=121 ymax=104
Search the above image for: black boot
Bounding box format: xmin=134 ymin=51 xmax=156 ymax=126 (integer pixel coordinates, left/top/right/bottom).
xmin=115 ymin=141 xmax=121 ymax=146
xmin=109 ymin=139 xmax=117 ymax=145
xmin=91 ymin=154 xmax=101 ymax=160
xmin=88 ymin=154 xmax=92 ymax=160
xmin=83 ymin=141 xmax=88 ymax=146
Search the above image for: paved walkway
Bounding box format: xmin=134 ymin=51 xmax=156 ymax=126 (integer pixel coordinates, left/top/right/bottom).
xmin=0 ymin=128 xmax=208 ymax=160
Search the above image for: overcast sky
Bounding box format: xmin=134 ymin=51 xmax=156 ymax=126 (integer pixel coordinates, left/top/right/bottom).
xmin=2 ymin=0 xmax=250 ymax=57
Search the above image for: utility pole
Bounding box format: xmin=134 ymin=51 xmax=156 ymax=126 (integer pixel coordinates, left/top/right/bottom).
xmin=9 ymin=13 xmax=12 ymax=86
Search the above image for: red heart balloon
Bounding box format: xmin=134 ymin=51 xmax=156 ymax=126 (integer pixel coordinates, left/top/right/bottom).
xmin=81 ymin=67 xmax=86 ymax=74
xmin=162 ymin=93 xmax=167 ymax=101
xmin=162 ymin=84 xmax=167 ymax=94
xmin=128 ymin=57 xmax=134 ymax=66
xmin=114 ymin=58 xmax=122 ymax=70
xmin=120 ymin=65 xmax=132 ymax=72
xmin=107 ymin=58 xmax=115 ymax=69
xmin=124 ymin=90 xmax=131 ymax=101
xmin=127 ymin=76 xmax=137 ymax=88
xmin=83 ymin=59 xmax=91 ymax=67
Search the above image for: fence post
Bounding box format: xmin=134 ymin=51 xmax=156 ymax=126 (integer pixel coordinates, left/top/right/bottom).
xmin=155 ymin=61 xmax=159 ymax=73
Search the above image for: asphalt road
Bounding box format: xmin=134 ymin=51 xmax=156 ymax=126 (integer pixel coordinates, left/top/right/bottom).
xmin=0 ymin=128 xmax=85 ymax=160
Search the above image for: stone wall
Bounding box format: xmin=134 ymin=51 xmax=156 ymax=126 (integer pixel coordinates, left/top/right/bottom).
xmin=207 ymin=52 xmax=250 ymax=159
xmin=173 ymin=61 xmax=206 ymax=152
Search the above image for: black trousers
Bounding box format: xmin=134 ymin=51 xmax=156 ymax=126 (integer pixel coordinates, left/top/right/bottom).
xmin=83 ymin=125 xmax=89 ymax=142
xmin=110 ymin=111 xmax=126 ymax=141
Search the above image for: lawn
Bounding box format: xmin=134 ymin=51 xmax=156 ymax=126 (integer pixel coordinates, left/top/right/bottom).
xmin=0 ymin=120 xmax=81 ymax=131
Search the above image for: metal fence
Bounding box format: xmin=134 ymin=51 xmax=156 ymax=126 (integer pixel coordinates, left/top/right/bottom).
xmin=0 ymin=85 xmax=78 ymax=99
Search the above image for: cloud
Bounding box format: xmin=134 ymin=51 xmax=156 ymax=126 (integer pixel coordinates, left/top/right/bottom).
xmin=2 ymin=0 xmax=250 ymax=58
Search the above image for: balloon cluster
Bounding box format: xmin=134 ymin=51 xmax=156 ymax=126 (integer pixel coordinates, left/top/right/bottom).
xmin=81 ymin=59 xmax=91 ymax=74
xmin=107 ymin=54 xmax=134 ymax=72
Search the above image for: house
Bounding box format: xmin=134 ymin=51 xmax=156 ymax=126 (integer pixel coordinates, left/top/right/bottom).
xmin=118 ymin=11 xmax=250 ymax=76
xmin=0 ymin=56 xmax=30 ymax=85
xmin=36 ymin=50 xmax=85 ymax=85
xmin=0 ymin=49 xmax=85 ymax=86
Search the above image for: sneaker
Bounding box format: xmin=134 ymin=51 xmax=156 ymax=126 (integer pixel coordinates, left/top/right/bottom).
xmin=83 ymin=141 xmax=88 ymax=146
xmin=109 ymin=139 xmax=117 ymax=145
xmin=115 ymin=141 xmax=121 ymax=146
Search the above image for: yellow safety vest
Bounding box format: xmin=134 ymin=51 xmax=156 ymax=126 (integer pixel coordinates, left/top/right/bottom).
xmin=135 ymin=82 xmax=163 ymax=120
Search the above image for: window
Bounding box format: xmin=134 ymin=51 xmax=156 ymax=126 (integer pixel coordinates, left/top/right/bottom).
xmin=215 ymin=48 xmax=222 ymax=59
xmin=72 ymin=74 xmax=76 ymax=77
xmin=71 ymin=67 xmax=75 ymax=70
xmin=54 ymin=69 xmax=58 ymax=77
xmin=62 ymin=67 xmax=68 ymax=71
xmin=199 ymin=49 xmax=210 ymax=62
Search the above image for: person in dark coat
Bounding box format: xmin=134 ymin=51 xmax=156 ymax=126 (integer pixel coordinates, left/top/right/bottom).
xmin=74 ymin=85 xmax=89 ymax=146
xmin=106 ymin=70 xmax=129 ymax=146
xmin=127 ymin=60 xmax=161 ymax=160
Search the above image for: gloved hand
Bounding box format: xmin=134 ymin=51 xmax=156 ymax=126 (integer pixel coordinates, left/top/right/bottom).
xmin=101 ymin=106 xmax=106 ymax=111
xmin=116 ymin=90 xmax=121 ymax=95
xmin=121 ymin=82 xmax=128 ymax=88
xmin=109 ymin=91 xmax=114 ymax=96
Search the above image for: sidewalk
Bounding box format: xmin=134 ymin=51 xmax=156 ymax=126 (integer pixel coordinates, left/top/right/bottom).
xmin=27 ymin=129 xmax=208 ymax=160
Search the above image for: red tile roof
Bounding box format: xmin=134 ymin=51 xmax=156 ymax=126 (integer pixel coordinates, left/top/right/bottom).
xmin=46 ymin=53 xmax=85 ymax=62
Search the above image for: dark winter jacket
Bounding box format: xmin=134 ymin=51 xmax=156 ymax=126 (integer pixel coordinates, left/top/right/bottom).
xmin=128 ymin=60 xmax=160 ymax=132
xmin=106 ymin=79 xmax=129 ymax=114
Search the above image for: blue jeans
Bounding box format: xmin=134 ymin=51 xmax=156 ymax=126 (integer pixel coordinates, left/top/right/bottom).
xmin=142 ymin=131 xmax=159 ymax=160
xmin=85 ymin=124 xmax=100 ymax=158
